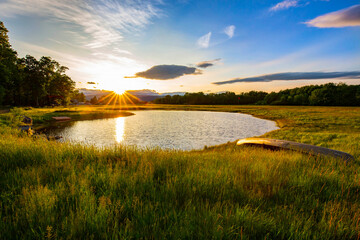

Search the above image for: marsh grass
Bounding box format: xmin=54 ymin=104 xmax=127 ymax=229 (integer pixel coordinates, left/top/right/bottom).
xmin=0 ymin=105 xmax=359 ymax=239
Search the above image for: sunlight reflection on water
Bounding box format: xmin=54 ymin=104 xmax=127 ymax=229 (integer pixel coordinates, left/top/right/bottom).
xmin=115 ymin=117 xmax=125 ymax=143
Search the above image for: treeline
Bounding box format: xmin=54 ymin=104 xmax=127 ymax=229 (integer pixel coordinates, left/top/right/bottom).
xmin=153 ymin=83 xmax=360 ymax=106
xmin=0 ymin=21 xmax=81 ymax=106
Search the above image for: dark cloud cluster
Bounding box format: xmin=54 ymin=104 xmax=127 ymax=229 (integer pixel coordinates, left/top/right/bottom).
xmin=126 ymin=57 xmax=223 ymax=80
xmin=126 ymin=65 xmax=202 ymax=80
xmin=87 ymin=82 xmax=97 ymax=84
xmin=196 ymin=58 xmax=221 ymax=68
xmin=213 ymin=71 xmax=360 ymax=85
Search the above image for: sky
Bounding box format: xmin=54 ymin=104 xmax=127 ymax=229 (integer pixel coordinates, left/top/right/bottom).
xmin=1 ymin=0 xmax=359 ymax=94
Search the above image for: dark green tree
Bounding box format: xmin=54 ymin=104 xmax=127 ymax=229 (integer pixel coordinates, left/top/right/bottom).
xmin=90 ymin=96 xmax=98 ymax=105
xmin=0 ymin=21 xmax=75 ymax=107
xmin=0 ymin=21 xmax=18 ymax=105
xmin=71 ymin=89 xmax=86 ymax=103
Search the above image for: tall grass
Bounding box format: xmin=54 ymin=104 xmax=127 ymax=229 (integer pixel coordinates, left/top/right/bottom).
xmin=0 ymin=106 xmax=360 ymax=239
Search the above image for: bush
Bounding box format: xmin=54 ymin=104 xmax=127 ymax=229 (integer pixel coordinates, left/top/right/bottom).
xmin=8 ymin=107 xmax=24 ymax=126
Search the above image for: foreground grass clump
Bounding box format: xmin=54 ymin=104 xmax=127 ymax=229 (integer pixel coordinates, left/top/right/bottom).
xmin=0 ymin=124 xmax=359 ymax=239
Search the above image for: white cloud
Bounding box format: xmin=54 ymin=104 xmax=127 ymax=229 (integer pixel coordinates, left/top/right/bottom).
xmin=224 ymin=25 xmax=235 ymax=39
xmin=0 ymin=0 xmax=162 ymax=49
xmin=306 ymin=4 xmax=360 ymax=28
xmin=270 ymin=0 xmax=299 ymax=11
xmin=14 ymin=41 xmax=146 ymax=85
xmin=197 ymin=32 xmax=212 ymax=48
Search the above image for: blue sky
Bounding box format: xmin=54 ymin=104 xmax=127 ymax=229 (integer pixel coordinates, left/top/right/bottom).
xmin=1 ymin=0 xmax=359 ymax=93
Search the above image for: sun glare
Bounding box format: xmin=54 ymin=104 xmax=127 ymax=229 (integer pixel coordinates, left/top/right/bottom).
xmin=99 ymin=77 xmax=147 ymax=95
xmin=114 ymin=89 xmax=126 ymax=95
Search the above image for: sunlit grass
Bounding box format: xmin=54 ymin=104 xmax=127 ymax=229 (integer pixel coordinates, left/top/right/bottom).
xmin=0 ymin=105 xmax=359 ymax=239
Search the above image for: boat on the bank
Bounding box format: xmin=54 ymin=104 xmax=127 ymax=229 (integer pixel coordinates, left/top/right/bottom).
xmin=237 ymin=138 xmax=354 ymax=161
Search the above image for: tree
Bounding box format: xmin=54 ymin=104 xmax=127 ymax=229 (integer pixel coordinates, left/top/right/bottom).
xmin=153 ymin=83 xmax=360 ymax=106
xmin=0 ymin=21 xmax=76 ymax=107
xmin=16 ymin=55 xmax=75 ymax=106
xmin=0 ymin=21 xmax=18 ymax=105
xmin=47 ymin=62 xmax=75 ymax=106
xmin=0 ymin=84 xmax=5 ymax=104
xmin=90 ymin=96 xmax=98 ymax=105
xmin=71 ymin=90 xmax=86 ymax=103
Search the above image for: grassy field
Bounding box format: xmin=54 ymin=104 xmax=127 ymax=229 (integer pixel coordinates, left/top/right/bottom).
xmin=0 ymin=105 xmax=359 ymax=239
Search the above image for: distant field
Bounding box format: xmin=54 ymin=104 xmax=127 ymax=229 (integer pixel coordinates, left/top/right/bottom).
xmin=0 ymin=105 xmax=359 ymax=239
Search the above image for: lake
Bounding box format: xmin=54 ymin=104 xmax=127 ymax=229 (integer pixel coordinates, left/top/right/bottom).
xmin=44 ymin=110 xmax=279 ymax=150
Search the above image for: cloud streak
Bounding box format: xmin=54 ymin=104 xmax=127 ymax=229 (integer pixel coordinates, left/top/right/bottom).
xmin=306 ymin=4 xmax=360 ymax=28
xmin=270 ymin=0 xmax=299 ymax=11
xmin=126 ymin=65 xmax=202 ymax=80
xmin=0 ymin=0 xmax=162 ymax=48
xmin=213 ymin=71 xmax=360 ymax=85
xmin=224 ymin=25 xmax=235 ymax=38
xmin=196 ymin=58 xmax=221 ymax=68
xmin=197 ymin=32 xmax=212 ymax=48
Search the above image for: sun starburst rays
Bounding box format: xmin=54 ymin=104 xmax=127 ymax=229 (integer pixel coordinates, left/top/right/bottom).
xmin=97 ymin=91 xmax=141 ymax=110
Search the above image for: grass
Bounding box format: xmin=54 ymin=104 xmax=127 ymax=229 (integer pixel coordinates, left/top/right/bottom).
xmin=0 ymin=106 xmax=134 ymax=127
xmin=0 ymin=104 xmax=359 ymax=239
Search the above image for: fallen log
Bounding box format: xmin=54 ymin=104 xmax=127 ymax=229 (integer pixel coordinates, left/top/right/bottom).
xmin=237 ymin=138 xmax=354 ymax=161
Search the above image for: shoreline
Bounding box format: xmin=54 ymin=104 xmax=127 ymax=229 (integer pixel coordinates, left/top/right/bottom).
xmin=34 ymin=108 xmax=280 ymax=150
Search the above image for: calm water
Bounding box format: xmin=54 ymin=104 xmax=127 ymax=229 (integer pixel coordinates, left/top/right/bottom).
xmin=44 ymin=110 xmax=278 ymax=150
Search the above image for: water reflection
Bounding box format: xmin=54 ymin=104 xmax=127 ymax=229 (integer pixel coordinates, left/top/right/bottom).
xmin=115 ymin=117 xmax=125 ymax=143
xmin=43 ymin=110 xmax=279 ymax=150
